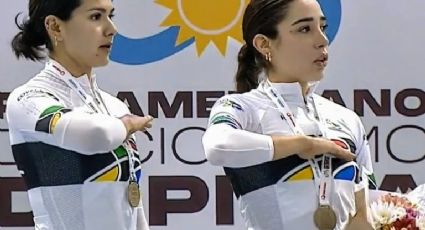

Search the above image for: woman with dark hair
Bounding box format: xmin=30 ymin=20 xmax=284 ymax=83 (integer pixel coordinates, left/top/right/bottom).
xmin=203 ymin=0 xmax=376 ymax=229
xmin=7 ymin=0 xmax=152 ymax=229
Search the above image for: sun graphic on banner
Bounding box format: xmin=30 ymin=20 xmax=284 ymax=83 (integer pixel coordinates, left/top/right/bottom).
xmin=156 ymin=0 xmax=248 ymax=56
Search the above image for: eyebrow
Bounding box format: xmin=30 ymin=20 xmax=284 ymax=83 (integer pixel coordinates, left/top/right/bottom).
xmin=87 ymin=7 xmax=115 ymax=14
xmin=291 ymin=16 xmax=326 ymax=26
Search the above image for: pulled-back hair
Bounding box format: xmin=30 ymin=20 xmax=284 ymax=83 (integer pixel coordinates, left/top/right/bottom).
xmin=235 ymin=0 xmax=295 ymax=93
xmin=11 ymin=0 xmax=82 ymax=61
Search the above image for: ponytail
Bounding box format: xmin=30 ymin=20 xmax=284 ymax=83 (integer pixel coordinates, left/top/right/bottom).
xmin=11 ymin=13 xmax=49 ymax=61
xmin=235 ymin=44 xmax=262 ymax=93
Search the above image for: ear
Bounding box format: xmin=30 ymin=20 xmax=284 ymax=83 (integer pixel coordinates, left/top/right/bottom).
xmin=44 ymin=15 xmax=64 ymax=42
xmin=252 ymin=34 xmax=271 ymax=56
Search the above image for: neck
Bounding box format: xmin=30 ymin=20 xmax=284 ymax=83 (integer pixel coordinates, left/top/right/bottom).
xmin=49 ymin=51 xmax=92 ymax=78
xmin=299 ymin=81 xmax=309 ymax=96
xmin=268 ymin=72 xmax=310 ymax=96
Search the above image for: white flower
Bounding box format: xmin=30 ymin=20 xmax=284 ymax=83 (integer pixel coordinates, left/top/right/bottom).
xmin=370 ymin=200 xmax=406 ymax=228
xmin=417 ymin=215 xmax=425 ymax=230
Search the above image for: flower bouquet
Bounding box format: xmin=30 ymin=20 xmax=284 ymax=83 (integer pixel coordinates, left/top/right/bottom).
xmin=370 ymin=190 xmax=425 ymax=230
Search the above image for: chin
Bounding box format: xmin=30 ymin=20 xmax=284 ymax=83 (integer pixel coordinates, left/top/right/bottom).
xmin=314 ymin=74 xmax=324 ymax=81
xmin=306 ymin=72 xmax=324 ymax=82
xmin=93 ymin=58 xmax=110 ymax=67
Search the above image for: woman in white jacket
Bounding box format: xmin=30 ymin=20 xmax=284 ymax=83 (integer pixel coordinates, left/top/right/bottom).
xmin=8 ymin=0 xmax=152 ymax=229
xmin=202 ymin=0 xmax=377 ymax=229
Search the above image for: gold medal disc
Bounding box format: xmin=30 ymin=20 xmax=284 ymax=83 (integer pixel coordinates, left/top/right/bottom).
xmin=127 ymin=181 xmax=140 ymax=208
xmin=313 ymin=205 xmax=337 ymax=230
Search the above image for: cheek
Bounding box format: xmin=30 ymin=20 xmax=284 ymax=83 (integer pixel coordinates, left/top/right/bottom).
xmin=288 ymin=47 xmax=312 ymax=69
xmin=67 ymin=25 xmax=97 ymax=48
xmin=65 ymin=45 xmax=84 ymax=63
xmin=68 ymin=34 xmax=97 ymax=56
xmin=276 ymin=46 xmax=303 ymax=68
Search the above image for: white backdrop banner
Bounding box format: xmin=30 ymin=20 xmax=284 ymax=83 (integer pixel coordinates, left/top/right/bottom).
xmin=0 ymin=0 xmax=424 ymax=229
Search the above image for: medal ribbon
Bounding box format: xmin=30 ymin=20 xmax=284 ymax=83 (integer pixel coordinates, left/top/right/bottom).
xmin=262 ymin=80 xmax=333 ymax=206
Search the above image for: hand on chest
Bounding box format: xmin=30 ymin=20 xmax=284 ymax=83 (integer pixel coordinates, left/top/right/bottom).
xmin=262 ymin=105 xmax=356 ymax=149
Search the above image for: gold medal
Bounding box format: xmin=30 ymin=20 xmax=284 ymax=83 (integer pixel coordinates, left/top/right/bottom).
xmin=313 ymin=205 xmax=337 ymax=230
xmin=127 ymin=181 xmax=140 ymax=208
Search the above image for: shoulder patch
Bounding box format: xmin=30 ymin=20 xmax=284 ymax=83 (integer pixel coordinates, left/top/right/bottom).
xmin=35 ymin=106 xmax=71 ymax=134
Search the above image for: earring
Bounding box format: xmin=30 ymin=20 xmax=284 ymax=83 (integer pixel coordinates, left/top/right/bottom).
xmin=265 ymin=52 xmax=272 ymax=62
xmin=54 ymin=36 xmax=58 ymax=47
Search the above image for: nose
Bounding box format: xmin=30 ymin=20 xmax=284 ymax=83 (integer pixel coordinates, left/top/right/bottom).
xmin=315 ymin=29 xmax=329 ymax=49
xmin=106 ymin=17 xmax=117 ymax=37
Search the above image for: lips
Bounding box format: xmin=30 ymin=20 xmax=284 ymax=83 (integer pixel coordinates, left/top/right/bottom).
xmin=314 ymin=53 xmax=328 ymax=67
xmin=99 ymin=43 xmax=112 ymax=49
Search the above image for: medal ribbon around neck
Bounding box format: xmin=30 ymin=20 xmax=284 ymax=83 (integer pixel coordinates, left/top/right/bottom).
xmin=261 ymin=80 xmax=333 ymax=207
